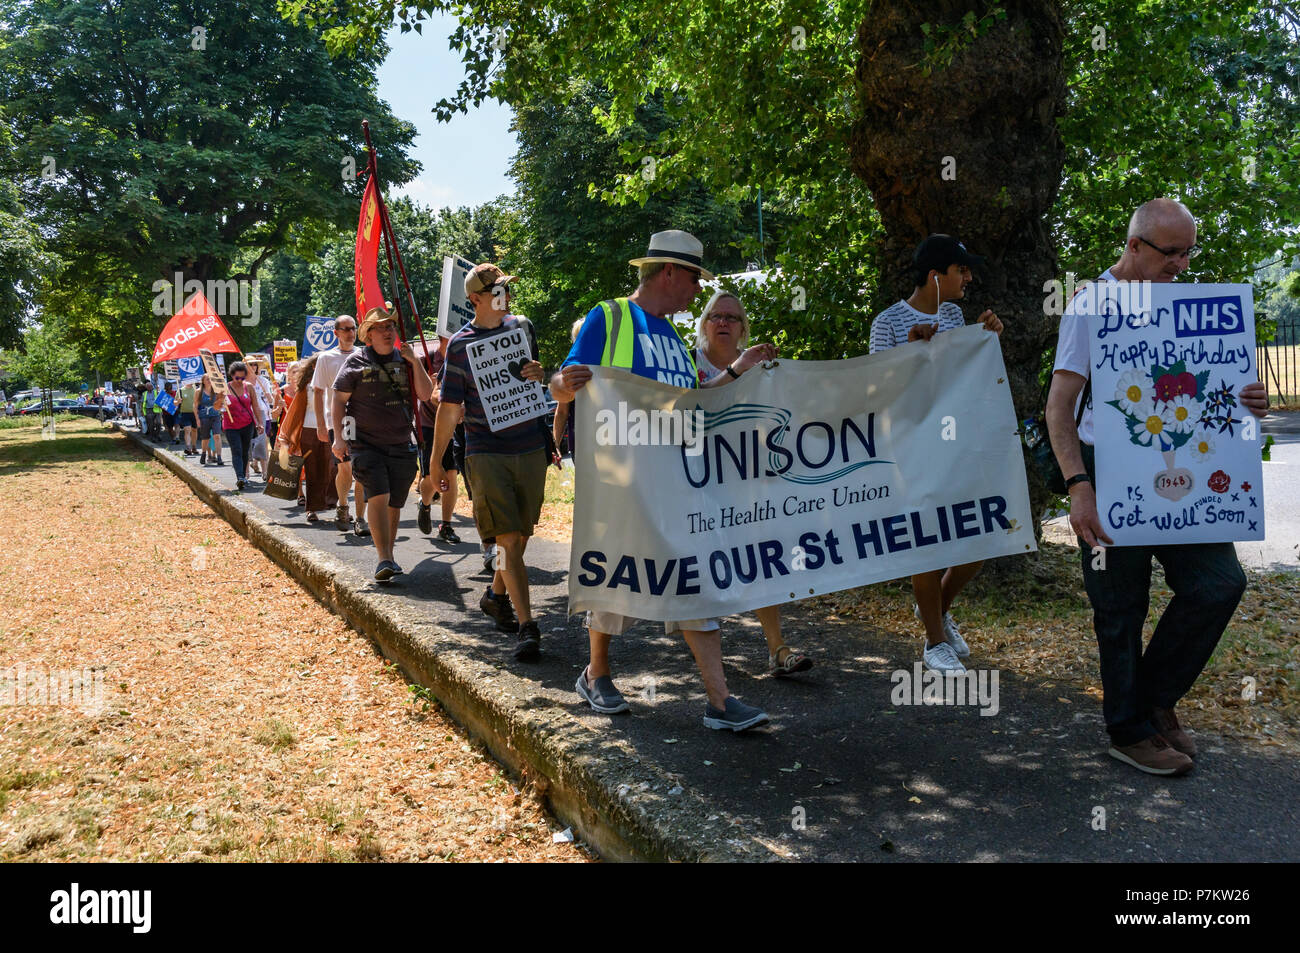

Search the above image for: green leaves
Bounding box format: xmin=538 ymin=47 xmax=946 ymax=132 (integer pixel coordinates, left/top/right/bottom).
xmin=1 ymin=0 xmax=419 ymax=368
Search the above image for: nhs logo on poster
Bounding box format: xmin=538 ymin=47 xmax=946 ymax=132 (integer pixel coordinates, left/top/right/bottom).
xmin=1172 ymin=295 xmax=1245 ymax=338
xmin=303 ymin=315 xmax=338 ymax=356
xmin=176 ymin=356 xmax=204 ymax=385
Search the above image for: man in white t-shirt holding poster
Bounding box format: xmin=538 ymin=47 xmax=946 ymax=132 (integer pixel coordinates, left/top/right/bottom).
xmin=1046 ymin=198 xmax=1270 ymax=777
xmin=312 ymin=315 xmax=368 ymax=536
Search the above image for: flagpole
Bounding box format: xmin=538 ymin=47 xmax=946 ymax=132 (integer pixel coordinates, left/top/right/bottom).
xmin=360 ymin=120 xmax=433 ymax=475
xmin=361 ymin=121 xmax=434 ymax=372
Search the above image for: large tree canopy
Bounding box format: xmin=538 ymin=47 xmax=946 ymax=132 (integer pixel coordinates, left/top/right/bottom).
xmin=504 ymin=83 xmax=788 ymax=364
xmin=0 ymin=126 xmax=47 ymax=349
xmin=285 ymin=0 xmax=1300 ymax=321
xmin=0 ymin=0 xmax=420 ymax=371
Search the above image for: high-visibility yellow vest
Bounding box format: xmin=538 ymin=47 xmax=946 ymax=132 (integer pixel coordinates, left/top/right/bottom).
xmin=597 ymin=298 xmax=698 ymax=383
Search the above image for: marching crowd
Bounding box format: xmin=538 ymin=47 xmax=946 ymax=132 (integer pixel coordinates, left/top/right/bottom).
xmin=149 ymin=198 xmax=1271 ymax=776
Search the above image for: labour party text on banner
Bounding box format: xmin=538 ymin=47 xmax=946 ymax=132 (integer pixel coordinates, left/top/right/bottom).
xmin=465 ymin=325 xmax=550 ymax=432
xmin=569 ymin=325 xmax=1035 ymax=621
xmin=1089 ymin=282 xmax=1264 ymax=545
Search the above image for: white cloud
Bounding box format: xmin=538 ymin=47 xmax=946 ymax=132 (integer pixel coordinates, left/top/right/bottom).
xmin=391 ymin=177 xmax=459 ymax=209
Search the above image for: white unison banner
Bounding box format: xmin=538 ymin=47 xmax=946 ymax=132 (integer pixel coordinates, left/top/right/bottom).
xmin=1088 ymin=282 xmax=1265 ymax=545
xmin=568 ymin=324 xmax=1036 ymax=621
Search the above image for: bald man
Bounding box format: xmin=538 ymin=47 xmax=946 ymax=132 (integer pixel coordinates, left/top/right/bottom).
xmin=1045 ymin=198 xmax=1269 ymax=777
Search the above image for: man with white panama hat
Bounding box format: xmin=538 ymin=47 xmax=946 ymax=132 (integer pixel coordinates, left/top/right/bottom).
xmin=550 ymin=229 xmax=777 ymax=731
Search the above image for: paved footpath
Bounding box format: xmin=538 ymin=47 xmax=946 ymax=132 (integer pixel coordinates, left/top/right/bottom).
xmin=127 ymin=425 xmax=1300 ymax=861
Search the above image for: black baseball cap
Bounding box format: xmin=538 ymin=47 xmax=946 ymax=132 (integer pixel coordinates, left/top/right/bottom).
xmin=912 ymin=234 xmax=985 ymax=277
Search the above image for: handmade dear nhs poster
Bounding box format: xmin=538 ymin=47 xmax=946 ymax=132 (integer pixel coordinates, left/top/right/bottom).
xmin=465 ymin=326 xmax=549 ymax=432
xmin=1089 ymin=282 xmax=1265 ymax=546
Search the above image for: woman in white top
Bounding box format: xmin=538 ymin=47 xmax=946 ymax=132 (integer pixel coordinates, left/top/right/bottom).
xmin=694 ymin=290 xmax=812 ymax=678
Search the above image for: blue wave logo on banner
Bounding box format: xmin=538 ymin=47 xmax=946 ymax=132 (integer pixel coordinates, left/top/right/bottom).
xmin=683 ymin=402 xmax=892 ymax=487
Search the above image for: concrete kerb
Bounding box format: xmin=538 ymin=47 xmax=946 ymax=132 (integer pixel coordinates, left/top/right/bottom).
xmin=111 ymin=423 xmax=767 ymax=862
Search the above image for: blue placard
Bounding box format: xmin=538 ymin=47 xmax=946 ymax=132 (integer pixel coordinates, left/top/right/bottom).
xmin=177 ymin=356 xmax=204 ymax=385
xmin=155 ymin=392 xmax=177 ymax=415
xmin=303 ymin=315 xmax=338 ymax=357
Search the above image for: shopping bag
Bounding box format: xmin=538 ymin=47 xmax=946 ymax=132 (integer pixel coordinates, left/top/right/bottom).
xmin=263 ymin=447 xmax=308 ymax=500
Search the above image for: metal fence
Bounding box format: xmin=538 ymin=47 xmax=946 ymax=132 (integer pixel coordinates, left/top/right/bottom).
xmin=1258 ymin=320 xmax=1299 ymax=407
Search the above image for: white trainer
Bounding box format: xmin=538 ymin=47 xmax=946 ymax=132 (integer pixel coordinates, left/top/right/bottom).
xmin=923 ymin=640 xmax=966 ymax=674
xmin=942 ymin=613 xmax=970 ymax=657
xmin=914 ymin=604 xmax=970 ymax=658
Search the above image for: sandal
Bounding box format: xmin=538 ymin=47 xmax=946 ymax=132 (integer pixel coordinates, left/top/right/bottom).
xmin=306 ymin=511 xmax=319 ymax=522
xmin=769 ymin=645 xmax=812 ymax=678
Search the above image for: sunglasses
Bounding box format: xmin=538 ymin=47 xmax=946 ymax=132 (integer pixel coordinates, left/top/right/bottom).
xmin=233 ymin=375 xmax=246 ymax=381
xmin=335 ymin=325 xmax=357 ymax=332
xmin=708 ymin=313 xmax=743 ymax=324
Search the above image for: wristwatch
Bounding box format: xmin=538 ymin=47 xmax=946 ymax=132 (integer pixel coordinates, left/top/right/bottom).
xmin=725 ymin=364 xmax=740 ymax=380
xmin=1065 ymin=473 xmax=1091 ymax=490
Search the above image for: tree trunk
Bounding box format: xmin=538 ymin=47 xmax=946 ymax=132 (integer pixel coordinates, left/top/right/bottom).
xmin=852 ymin=0 xmax=1066 ymax=532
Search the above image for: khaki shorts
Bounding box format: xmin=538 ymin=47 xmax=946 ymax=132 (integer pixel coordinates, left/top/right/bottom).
xmin=466 ymin=449 xmax=547 ymax=538
xmin=585 ymin=611 xmax=720 ymax=636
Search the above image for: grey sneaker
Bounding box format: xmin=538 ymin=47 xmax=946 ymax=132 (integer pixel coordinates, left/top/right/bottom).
xmin=915 ymin=604 xmax=970 ymax=657
xmin=923 ymin=640 xmax=965 ymax=674
xmin=576 ymin=667 xmax=630 ymax=714
xmin=703 ymin=697 xmax=770 ymax=732
xmin=354 ymin=516 xmax=370 ymax=537
xmin=335 ymin=506 xmax=351 ymax=531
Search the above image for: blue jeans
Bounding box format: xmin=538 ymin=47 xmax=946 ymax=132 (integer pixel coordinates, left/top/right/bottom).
xmin=226 ymin=424 xmax=254 ymax=482
xmin=1077 ymin=537 xmax=1246 ymax=746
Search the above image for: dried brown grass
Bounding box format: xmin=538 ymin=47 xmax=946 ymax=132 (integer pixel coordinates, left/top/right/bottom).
xmin=0 ymin=419 xmax=589 ymax=862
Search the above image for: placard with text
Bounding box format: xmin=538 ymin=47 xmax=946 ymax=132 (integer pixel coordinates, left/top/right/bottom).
xmin=1090 ymin=282 xmax=1264 ymax=545
xmin=465 ymin=325 xmax=548 ymax=432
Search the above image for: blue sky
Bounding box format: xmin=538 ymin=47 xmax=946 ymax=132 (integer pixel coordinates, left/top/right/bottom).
xmin=375 ymin=14 xmax=519 ymax=209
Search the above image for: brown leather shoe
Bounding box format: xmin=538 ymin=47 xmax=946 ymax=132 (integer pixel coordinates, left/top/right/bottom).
xmin=1108 ymin=734 xmax=1194 ymax=776
xmin=1152 ymin=707 xmax=1197 ymax=758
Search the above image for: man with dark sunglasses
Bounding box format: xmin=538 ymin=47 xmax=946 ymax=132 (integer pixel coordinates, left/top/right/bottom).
xmin=312 ymin=315 xmax=368 ymax=535
xmin=1046 ymin=197 xmax=1269 ymax=777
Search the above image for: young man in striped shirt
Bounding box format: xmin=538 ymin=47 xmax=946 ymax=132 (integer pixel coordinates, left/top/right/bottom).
xmin=869 ymin=234 xmax=1003 ymax=675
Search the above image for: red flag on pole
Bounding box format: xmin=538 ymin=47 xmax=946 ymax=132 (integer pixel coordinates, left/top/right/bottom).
xmin=355 ymin=175 xmax=385 ymax=319
xmin=151 ymin=292 xmax=240 ymax=366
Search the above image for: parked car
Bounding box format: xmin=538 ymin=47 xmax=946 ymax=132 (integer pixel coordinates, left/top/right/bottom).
xmin=17 ymin=398 xmax=80 ymax=416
